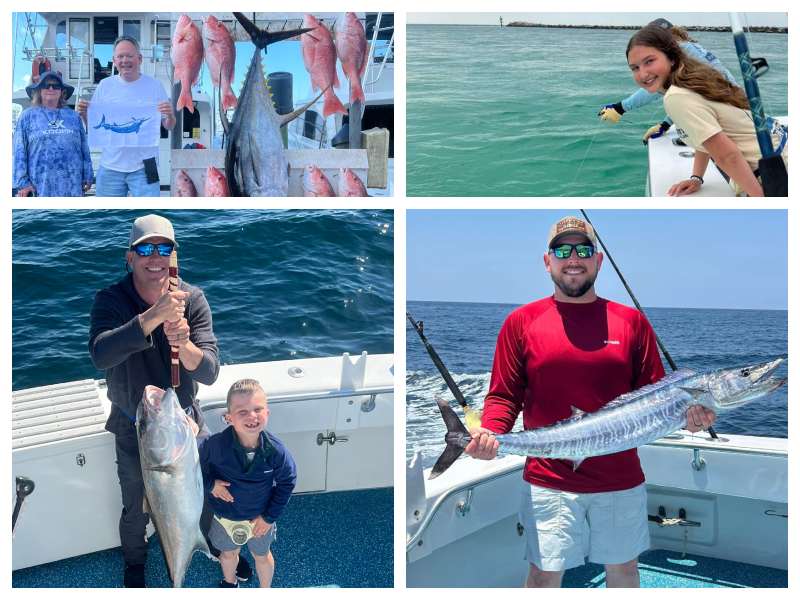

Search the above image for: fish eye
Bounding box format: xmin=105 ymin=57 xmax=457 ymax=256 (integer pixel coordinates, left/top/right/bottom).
xmin=740 ymin=368 xmax=751 ymax=377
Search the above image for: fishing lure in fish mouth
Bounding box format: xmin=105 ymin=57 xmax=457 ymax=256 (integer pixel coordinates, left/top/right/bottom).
xmin=429 ymin=358 xmax=785 ymax=479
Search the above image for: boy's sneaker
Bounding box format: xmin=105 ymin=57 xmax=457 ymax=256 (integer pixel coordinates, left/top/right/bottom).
xmin=218 ymin=579 xmax=239 ymax=588
xmin=236 ymin=555 xmax=252 ymax=582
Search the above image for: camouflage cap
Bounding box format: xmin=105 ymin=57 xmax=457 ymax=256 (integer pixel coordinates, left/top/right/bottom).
xmin=546 ymin=216 xmax=598 ymax=250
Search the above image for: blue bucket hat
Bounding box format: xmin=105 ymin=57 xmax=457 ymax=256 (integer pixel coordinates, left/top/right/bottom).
xmin=25 ymin=71 xmax=75 ymax=101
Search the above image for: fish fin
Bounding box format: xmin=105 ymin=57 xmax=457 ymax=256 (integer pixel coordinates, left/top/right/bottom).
xmin=571 ymin=458 xmax=585 ymax=471
xmin=429 ymin=397 xmax=469 ymax=480
xmin=280 ymin=87 xmax=327 ymax=127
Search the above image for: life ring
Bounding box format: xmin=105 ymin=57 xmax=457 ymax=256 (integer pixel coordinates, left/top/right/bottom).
xmin=32 ymin=56 xmax=52 ymax=84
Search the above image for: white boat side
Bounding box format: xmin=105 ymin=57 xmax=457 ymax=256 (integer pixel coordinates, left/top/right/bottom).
xmin=12 ymin=352 xmax=393 ymax=571
xmin=647 ymin=116 xmax=788 ymax=196
xmin=407 ymin=432 xmax=787 ymax=587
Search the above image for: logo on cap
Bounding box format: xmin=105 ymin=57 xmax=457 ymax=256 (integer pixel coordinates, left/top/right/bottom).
xmin=555 ymin=217 xmax=587 ymax=236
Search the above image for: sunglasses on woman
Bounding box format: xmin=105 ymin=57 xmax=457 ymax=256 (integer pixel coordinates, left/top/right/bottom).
xmin=131 ymin=242 xmax=175 ymax=257
xmin=42 ymin=82 xmax=63 ymax=90
xmin=549 ymin=243 xmax=596 ymax=259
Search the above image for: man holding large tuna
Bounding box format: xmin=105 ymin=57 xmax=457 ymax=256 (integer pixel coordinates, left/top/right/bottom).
xmin=88 ymin=215 xmax=250 ymax=586
xmin=465 ymin=215 xmax=716 ymax=588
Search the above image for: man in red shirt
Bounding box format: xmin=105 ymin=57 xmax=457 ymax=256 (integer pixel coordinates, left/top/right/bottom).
xmin=465 ymin=215 xmax=715 ymax=588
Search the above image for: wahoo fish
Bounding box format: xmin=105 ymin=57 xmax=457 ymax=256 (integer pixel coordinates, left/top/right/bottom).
xmin=431 ymin=359 xmax=785 ymax=479
xmin=93 ymin=114 xmax=150 ymax=134
xmin=172 ymin=15 xmax=204 ymax=113
xmin=221 ymin=12 xmax=321 ymax=196
xmin=136 ymin=386 xmax=208 ymax=587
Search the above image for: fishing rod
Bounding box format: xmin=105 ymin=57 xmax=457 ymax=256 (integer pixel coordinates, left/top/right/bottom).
xmin=169 ymin=250 xmax=181 ymax=388
xmin=729 ymin=13 xmax=787 ymax=197
xmin=579 ymin=209 xmax=718 ymax=439
xmin=406 ymin=312 xmax=482 ymax=430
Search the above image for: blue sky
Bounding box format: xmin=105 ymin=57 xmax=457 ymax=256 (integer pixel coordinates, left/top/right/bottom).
xmin=407 ymin=210 xmax=787 ymax=311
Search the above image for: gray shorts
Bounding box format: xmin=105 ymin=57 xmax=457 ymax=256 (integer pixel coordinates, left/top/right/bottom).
xmin=208 ymin=517 xmax=277 ymax=556
xmin=518 ymin=482 xmax=650 ymax=572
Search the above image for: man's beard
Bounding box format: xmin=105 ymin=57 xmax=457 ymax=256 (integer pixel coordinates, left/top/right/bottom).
xmin=550 ymin=270 xmax=597 ymax=298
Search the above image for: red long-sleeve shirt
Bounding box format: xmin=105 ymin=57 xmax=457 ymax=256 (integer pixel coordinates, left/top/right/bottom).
xmin=482 ymin=296 xmax=665 ymax=493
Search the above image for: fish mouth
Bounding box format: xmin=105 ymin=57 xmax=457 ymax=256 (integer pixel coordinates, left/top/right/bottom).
xmin=743 ymin=358 xmax=783 ymax=381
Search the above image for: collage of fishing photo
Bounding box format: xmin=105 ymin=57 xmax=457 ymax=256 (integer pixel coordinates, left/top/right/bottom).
xmin=7 ymin=5 xmax=793 ymax=592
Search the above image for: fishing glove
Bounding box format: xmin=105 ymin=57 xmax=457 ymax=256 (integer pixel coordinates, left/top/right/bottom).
xmin=598 ymin=102 xmax=625 ymax=123
xmin=642 ymin=121 xmax=671 ymax=144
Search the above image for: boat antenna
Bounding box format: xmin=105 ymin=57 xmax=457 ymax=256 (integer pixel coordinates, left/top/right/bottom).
xmin=407 ymin=312 xmax=482 ymax=430
xmin=729 ymin=13 xmax=787 ymax=196
xmin=579 ymin=209 xmax=719 ymax=439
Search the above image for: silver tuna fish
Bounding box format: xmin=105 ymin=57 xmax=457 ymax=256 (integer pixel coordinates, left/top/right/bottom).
xmin=431 ymin=358 xmax=785 ymax=479
xmin=136 ymin=385 xmax=208 ymax=587
xmin=222 ymin=13 xmax=321 ymax=196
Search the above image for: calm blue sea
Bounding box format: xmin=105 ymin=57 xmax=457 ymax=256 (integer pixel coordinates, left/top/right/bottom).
xmin=407 ymin=26 xmax=788 ymax=196
xmin=406 ymin=300 xmax=788 ymax=467
xmin=12 ymin=210 xmax=393 ymax=391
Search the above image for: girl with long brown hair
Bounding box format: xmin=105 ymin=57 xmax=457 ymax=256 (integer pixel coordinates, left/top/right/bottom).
xmin=626 ymin=24 xmax=787 ymax=197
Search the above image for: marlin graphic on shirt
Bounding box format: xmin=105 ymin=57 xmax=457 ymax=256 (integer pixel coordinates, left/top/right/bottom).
xmin=93 ymin=114 xmax=150 ymax=134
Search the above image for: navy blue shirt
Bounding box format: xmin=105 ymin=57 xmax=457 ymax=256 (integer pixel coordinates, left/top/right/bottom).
xmin=200 ymin=426 xmax=297 ymax=523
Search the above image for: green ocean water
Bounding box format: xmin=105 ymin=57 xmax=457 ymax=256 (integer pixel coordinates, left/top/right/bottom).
xmin=407 ymin=25 xmax=788 ymax=197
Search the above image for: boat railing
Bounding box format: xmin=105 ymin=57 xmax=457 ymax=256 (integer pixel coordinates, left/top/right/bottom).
xmin=363 ymin=12 xmax=394 ymax=90
xmin=201 ymin=384 xmax=393 ymax=413
xmin=406 ymin=460 xmax=522 ymax=553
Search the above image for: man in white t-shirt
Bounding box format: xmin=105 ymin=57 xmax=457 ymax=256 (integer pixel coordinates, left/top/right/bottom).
xmin=78 ymin=36 xmax=175 ymax=196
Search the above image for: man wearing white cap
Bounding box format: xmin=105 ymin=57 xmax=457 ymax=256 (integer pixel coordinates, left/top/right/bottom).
xmin=465 ymin=215 xmax=716 ymax=588
xmin=88 ymin=214 xmax=225 ymax=586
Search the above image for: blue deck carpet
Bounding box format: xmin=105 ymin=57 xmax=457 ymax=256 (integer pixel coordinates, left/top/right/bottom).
xmin=13 ymin=487 xmax=393 ymax=588
xmin=562 ymin=549 xmax=787 ymax=588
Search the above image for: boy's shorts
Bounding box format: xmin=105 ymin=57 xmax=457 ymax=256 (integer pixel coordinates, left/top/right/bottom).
xmin=209 ymin=516 xmax=277 ymax=556
xmin=518 ymin=482 xmax=650 ymax=572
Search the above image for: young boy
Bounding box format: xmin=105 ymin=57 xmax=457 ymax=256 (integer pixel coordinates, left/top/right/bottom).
xmin=199 ymin=379 xmax=297 ymax=587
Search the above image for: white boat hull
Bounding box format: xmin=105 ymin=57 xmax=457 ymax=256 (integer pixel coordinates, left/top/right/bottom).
xmin=407 ymin=432 xmax=787 ymax=587
xmin=12 ymin=352 xmax=393 ymax=571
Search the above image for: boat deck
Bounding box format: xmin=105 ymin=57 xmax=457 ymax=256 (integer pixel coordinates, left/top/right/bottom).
xmin=562 ymin=550 xmax=787 ymax=588
xmin=13 ymin=487 xmax=393 ymax=588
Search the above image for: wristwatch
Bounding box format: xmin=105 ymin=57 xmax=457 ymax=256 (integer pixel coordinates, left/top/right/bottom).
xmin=689 ymin=175 xmax=704 ymax=185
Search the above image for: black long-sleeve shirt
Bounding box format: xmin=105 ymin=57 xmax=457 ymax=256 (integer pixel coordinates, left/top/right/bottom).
xmin=89 ymin=273 xmax=219 ymax=435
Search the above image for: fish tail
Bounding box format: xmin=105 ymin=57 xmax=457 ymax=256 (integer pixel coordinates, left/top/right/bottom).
xmin=429 ymin=398 xmax=469 ymax=479
xmin=322 ymin=89 xmax=347 ymax=117
xmin=350 ymin=79 xmax=366 ymax=105
xmin=177 ymin=85 xmax=194 ymax=113
xmin=233 ymin=12 xmax=313 ymax=50
xmin=222 ymin=88 xmax=238 ymax=111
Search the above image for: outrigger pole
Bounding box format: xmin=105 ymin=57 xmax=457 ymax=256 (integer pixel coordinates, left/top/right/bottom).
xmin=729 ymin=13 xmax=787 ymax=197
xmin=579 ymin=210 xmax=719 ymax=439
xmin=407 ymin=312 xmax=482 ymax=430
